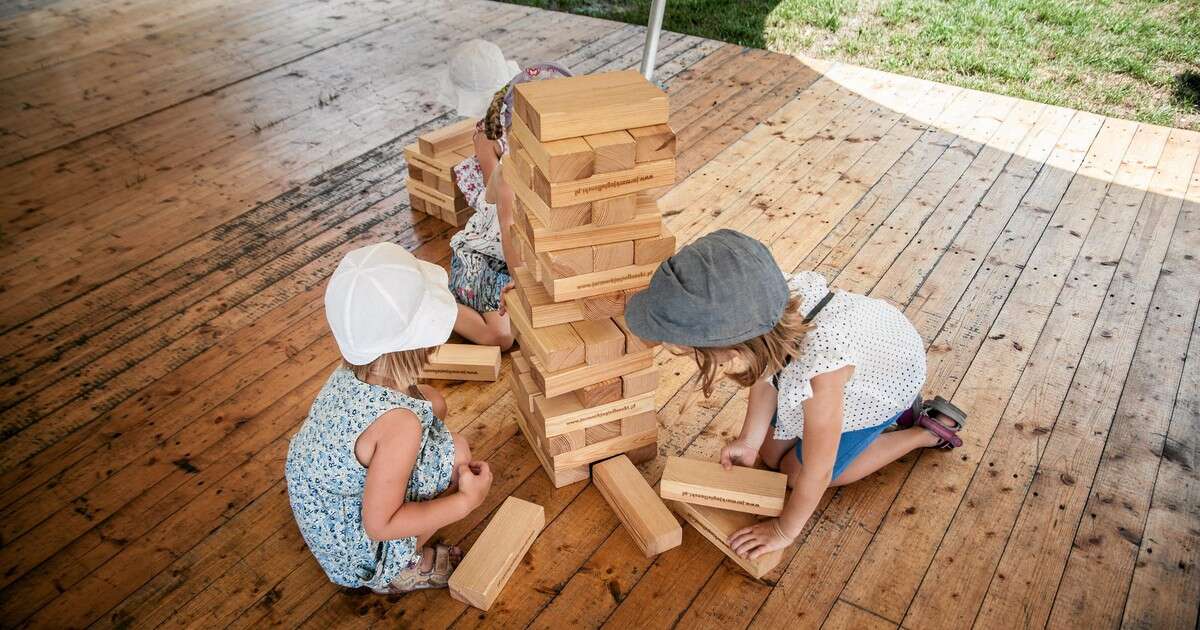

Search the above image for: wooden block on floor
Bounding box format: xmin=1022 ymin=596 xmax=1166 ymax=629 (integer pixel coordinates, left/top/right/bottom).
xmin=571 ymin=318 xmax=625 ymax=365
xmin=530 ymin=348 xmax=655 ymax=398
xmin=512 ymin=378 xmax=590 ymax=488
xmin=615 ymin=315 xmax=660 ymax=353
xmin=448 ymin=496 xmax=545 ymax=610
xmin=667 ymin=499 xmax=784 ymax=579
xmin=584 ymin=419 xmax=621 ymax=445
xmin=622 ymin=366 xmax=659 ymax=397
xmin=517 ymin=194 xmax=663 ymax=253
xmin=594 ymin=455 xmax=682 ymax=556
xmin=634 ymin=226 xmax=676 ymax=265
xmin=419 ymin=344 xmax=501 ymax=381
xmin=591 ymin=193 xmax=637 ymax=226
xmin=514 ymin=70 xmax=669 ymax=141
xmin=660 ymin=457 xmax=788 ymax=517
xmin=585 ymin=130 xmax=636 ymax=173
xmin=504 ymin=292 xmax=584 ymax=371
xmin=575 ymin=377 xmax=622 ymax=408
xmin=534 ymin=389 xmax=655 ymax=437
xmin=579 ymin=292 xmax=626 ymax=319
xmin=533 ymin=158 xmax=675 ymax=208
xmin=628 ymin=123 xmax=676 ymax=162
xmin=544 ymin=245 xmax=593 ymax=277
xmin=621 ymin=411 xmax=658 ymax=436
xmin=593 ymin=241 xmax=634 ymax=272
xmin=418 ymin=118 xmax=477 ymax=157
xmin=510 ymin=114 xmax=594 ymax=182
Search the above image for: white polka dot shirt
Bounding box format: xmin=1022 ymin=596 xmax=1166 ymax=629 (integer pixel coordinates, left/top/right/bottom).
xmin=773 ymin=272 xmax=927 ymax=440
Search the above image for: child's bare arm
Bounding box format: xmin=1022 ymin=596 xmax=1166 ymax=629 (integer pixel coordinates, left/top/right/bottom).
xmin=779 ymin=367 xmax=850 ymax=536
xmin=360 ymin=409 xmax=487 ymax=540
xmin=492 ymin=163 xmax=521 ymax=269
xmin=474 ymin=131 xmax=501 ymax=183
xmin=720 ymin=376 xmax=777 ymax=468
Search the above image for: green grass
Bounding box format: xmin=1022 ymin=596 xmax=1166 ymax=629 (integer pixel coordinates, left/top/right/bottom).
xmin=502 ymin=0 xmax=1200 ymax=130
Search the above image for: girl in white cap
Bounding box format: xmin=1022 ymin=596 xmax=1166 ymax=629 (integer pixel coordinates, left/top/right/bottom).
xmin=285 ymin=242 xmax=493 ymax=593
xmin=438 ymin=40 xmax=571 ymax=348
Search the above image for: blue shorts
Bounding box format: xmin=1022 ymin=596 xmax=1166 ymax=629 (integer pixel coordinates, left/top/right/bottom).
xmin=772 ymin=409 xmax=902 ymax=479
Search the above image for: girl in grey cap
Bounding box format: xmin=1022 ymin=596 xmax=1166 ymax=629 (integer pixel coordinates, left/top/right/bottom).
xmin=625 ymin=229 xmax=966 ymax=560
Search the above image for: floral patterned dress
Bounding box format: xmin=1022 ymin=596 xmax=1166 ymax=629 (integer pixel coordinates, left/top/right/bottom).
xmin=284 ymin=367 xmax=456 ymax=590
xmin=448 ymin=133 xmax=510 ymax=313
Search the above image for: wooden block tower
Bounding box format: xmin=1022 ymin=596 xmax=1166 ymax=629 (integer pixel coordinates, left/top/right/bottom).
xmin=505 ymin=70 xmax=677 ymax=487
xmin=404 ymin=118 xmax=477 ymax=227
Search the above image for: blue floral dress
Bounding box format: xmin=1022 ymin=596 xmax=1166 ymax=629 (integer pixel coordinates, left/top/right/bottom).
xmin=284 ymin=367 xmax=456 ymax=590
xmin=448 ymin=131 xmax=511 ymax=312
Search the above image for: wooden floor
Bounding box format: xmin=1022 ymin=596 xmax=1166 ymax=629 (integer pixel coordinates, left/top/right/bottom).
xmin=0 ymin=0 xmax=1197 ymax=628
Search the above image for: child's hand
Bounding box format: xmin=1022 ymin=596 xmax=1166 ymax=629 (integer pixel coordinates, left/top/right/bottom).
xmin=497 ymin=281 xmax=515 ymax=315
xmin=720 ymin=439 xmax=758 ymax=470
xmin=729 ymin=518 xmax=794 ymax=560
xmin=458 ymin=460 xmax=493 ymax=507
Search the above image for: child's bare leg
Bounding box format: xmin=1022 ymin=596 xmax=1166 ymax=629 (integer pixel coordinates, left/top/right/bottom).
xmin=453 ymin=304 xmax=514 ymax=349
xmin=481 ymin=310 xmax=513 ymax=350
xmin=760 ymin=436 xmax=798 ymax=470
xmin=823 ymin=428 xmax=930 ymax=486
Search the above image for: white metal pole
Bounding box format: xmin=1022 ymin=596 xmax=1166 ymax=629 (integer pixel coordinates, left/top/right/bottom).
xmin=639 ymin=0 xmax=667 ymax=80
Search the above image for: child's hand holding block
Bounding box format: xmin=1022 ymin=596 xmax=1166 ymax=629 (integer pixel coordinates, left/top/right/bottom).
xmin=593 ymin=455 xmax=681 ymax=557
xmin=659 ymin=456 xmax=787 ymax=517
xmin=448 ymin=497 xmax=545 ymax=610
xmin=667 ymin=499 xmax=785 ymax=579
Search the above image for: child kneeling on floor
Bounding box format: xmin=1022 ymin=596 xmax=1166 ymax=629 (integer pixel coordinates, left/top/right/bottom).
xmin=625 ymin=229 xmax=967 ymax=560
xmin=285 ymin=242 xmax=493 ymax=594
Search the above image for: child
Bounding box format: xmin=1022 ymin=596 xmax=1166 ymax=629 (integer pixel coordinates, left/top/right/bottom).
xmin=625 ymin=229 xmax=966 ymax=560
xmin=444 ymin=60 xmax=571 ymax=349
xmin=285 ymin=242 xmax=493 ymax=593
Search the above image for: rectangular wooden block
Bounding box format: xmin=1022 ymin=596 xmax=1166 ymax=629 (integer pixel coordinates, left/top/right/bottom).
xmin=615 ymin=316 xmax=660 ymax=353
xmin=405 ymin=144 xmax=457 ymax=178
xmin=530 ymin=348 xmax=655 ymax=398
xmin=418 ymin=118 xmax=477 ymax=157
xmin=621 ymin=411 xmax=658 ymax=436
xmin=533 ymin=158 xmax=675 ymax=208
xmin=594 ymin=455 xmax=682 ymax=556
xmin=628 ymin=123 xmax=677 ymax=162
xmin=622 ymin=366 xmax=659 ymax=397
xmin=585 ymin=130 xmax=636 ymax=174
xmin=544 ymin=245 xmax=593 ymax=277
xmin=552 ymin=425 xmax=657 ymax=471
xmin=575 ymin=377 xmax=622 ymax=408
xmin=510 ymin=154 xmax=592 ymax=230
xmin=592 ymin=240 xmax=634 ymax=272
xmin=584 ymin=420 xmax=621 ymax=445
xmin=570 ymin=318 xmax=625 ymax=365
xmin=668 ymin=499 xmax=784 ymax=579
xmin=511 ymin=373 xmax=590 ymax=487
xmin=579 ymin=292 xmax=626 ymax=319
xmin=407 ymin=177 xmax=466 ymax=211
xmin=448 ymin=497 xmax=545 ymax=610
xmin=512 ymin=267 xmax=585 ymax=327
xmin=534 ymin=389 xmax=655 ymax=437
xmin=514 ymin=70 xmax=669 ymax=141
xmin=548 ymin=429 xmax=586 ymax=456
xmin=504 ymin=292 xmax=585 ymax=371
xmin=420 ymin=344 xmax=501 ymax=381
xmin=517 ymin=195 xmax=663 ymax=253
xmin=660 ymin=457 xmax=788 ymax=517
xmin=634 ymin=226 xmax=676 ymax=265
xmin=541 ymin=259 xmax=659 ymax=302
xmin=591 ymin=193 xmax=637 ymax=226
xmin=510 ymin=114 xmax=594 ymax=182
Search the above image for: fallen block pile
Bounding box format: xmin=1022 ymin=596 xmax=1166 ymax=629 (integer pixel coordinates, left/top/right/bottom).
xmin=404 ymin=118 xmax=477 ymax=227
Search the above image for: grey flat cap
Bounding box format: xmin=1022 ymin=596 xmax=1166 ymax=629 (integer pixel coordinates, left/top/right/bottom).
xmin=625 ymin=229 xmax=788 ymax=347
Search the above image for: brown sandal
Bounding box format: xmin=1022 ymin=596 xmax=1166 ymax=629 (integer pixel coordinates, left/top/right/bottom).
xmin=372 ymin=543 xmax=462 ymax=594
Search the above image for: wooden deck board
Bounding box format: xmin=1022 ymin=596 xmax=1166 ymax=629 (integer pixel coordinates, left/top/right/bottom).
xmin=1 ymin=1 xmax=1197 ymax=628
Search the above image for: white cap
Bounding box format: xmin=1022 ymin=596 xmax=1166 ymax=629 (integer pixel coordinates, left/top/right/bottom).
xmin=324 ymin=243 xmax=457 ymax=365
xmin=439 ymin=39 xmax=520 ymax=118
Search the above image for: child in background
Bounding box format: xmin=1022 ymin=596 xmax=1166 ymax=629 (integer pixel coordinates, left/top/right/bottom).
xmin=438 ymin=41 xmax=571 ymax=348
xmin=625 ymin=229 xmax=967 ymax=560
xmin=285 ymin=243 xmax=493 ymax=593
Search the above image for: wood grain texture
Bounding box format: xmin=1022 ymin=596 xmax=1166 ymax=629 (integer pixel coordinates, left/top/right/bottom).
xmin=594 ymin=455 xmax=682 ymax=557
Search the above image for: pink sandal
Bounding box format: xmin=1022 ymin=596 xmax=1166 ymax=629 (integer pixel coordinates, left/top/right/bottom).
xmin=897 ymin=396 xmax=966 ymax=449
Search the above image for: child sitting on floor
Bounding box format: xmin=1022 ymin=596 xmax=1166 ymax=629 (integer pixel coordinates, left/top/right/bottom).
xmin=624 ymin=229 xmax=967 ymax=560
xmin=285 ymin=242 xmax=493 ymax=594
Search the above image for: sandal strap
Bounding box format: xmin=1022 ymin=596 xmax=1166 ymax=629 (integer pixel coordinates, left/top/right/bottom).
xmin=433 ymin=544 xmax=451 ymax=576
xmin=916 ymin=414 xmax=963 ymax=449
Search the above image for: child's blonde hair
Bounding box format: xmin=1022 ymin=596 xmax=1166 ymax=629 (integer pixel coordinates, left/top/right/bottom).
xmin=346 ymin=348 xmax=430 ymax=393
xmin=680 ymin=294 xmax=812 ymax=397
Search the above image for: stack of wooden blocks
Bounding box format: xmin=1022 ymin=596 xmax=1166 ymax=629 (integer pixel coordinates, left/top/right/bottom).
xmin=504 ymin=70 xmax=677 ymax=488
xmin=404 ymin=118 xmax=477 ymax=227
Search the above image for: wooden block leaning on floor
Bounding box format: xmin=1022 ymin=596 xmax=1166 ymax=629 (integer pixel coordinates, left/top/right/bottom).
xmin=448 ymin=497 xmax=545 ymax=611
xmin=594 ymin=455 xmax=682 ymax=556
xmin=418 ymin=344 xmax=501 ymax=381
xmin=659 ymin=456 xmax=788 ymax=517
xmin=667 ymin=499 xmax=785 ymax=579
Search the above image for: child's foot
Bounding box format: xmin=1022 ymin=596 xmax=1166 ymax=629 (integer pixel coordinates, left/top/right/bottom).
xmin=912 ymin=397 xmax=966 ymax=449
xmin=372 ymin=543 xmax=463 ymax=594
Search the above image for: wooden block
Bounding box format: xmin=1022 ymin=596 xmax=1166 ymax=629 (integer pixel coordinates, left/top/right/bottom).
xmin=513 ymin=373 xmax=538 ymax=419
xmin=544 ymin=245 xmax=593 ymax=277
xmin=548 ymin=429 xmax=586 ymax=456
xmin=409 ymin=164 xmax=427 ymax=182
xmin=592 ymin=240 xmax=634 ymax=272
xmin=422 ymin=170 xmax=439 ymax=188
xmin=660 ymin=457 xmax=788 ymax=517
xmin=405 ymin=144 xmax=456 ymax=177
xmin=622 ymin=366 xmax=659 ymax=397
xmin=503 ymin=292 xmax=585 ymax=371
xmin=615 ymin=315 xmax=660 ymax=353
xmin=533 ymin=158 xmax=675 ymax=208
xmin=570 ymin=318 xmax=625 ymax=365
xmin=448 ymin=497 xmax=545 ymax=610
xmin=418 ymin=118 xmax=477 ymax=157
xmin=621 ymin=411 xmax=658 ymax=436
xmin=512 ymin=267 xmax=585 ymax=327
xmin=514 ymin=70 xmax=668 ymax=141
xmin=437 ymin=177 xmax=456 ymax=196
xmin=579 ymin=292 xmax=626 ymax=319
xmin=511 ymin=350 xmax=531 ymax=375
xmin=585 ymin=420 xmax=621 ymax=445
xmin=517 ymin=195 xmax=664 ymax=253
xmin=552 ymin=424 xmax=657 ymax=471
xmin=534 ymin=389 xmax=655 ymax=438
xmin=420 ymin=344 xmax=501 ymax=381
xmin=585 ymin=130 xmax=636 ymax=174
xmin=407 ymin=177 xmax=466 ymax=212
xmin=634 ymin=226 xmax=676 ymax=265
xmin=591 ymin=193 xmax=637 ymax=226
xmin=508 ymin=145 xmax=537 ymax=191
xmin=594 ymin=455 xmax=682 ymax=556
xmin=530 ymin=348 xmax=654 ymax=398
xmin=542 ymin=260 xmax=659 ymax=302
xmin=512 ymin=378 xmax=590 ymax=487
xmin=575 ymin=377 xmax=622 ymax=408
xmin=510 ymin=114 xmax=594 ymax=182
xmin=410 ymin=195 xmax=427 ymax=213
xmin=668 ymin=500 xmax=784 ymax=579
xmin=509 ymin=154 xmax=592 ymax=230
xmin=628 ymin=123 xmax=677 ymax=162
